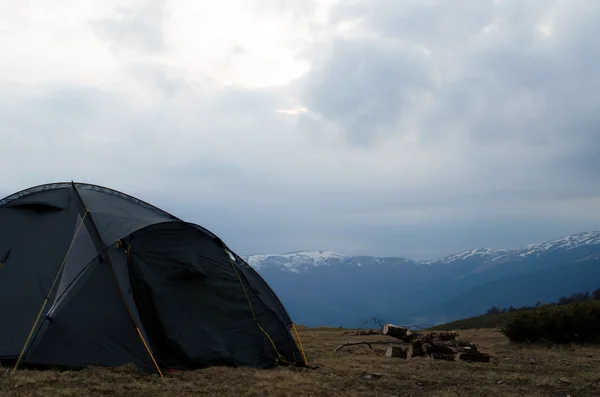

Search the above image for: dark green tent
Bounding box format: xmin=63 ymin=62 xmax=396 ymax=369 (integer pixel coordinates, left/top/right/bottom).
xmin=0 ymin=182 xmax=306 ymax=375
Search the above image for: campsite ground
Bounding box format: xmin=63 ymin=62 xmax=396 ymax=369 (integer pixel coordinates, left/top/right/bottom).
xmin=2 ymin=327 xmax=600 ymax=397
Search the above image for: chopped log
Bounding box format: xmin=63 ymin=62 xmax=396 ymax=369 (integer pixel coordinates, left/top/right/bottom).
xmin=422 ymin=331 xmax=459 ymax=341
xmin=342 ymin=329 xmax=381 ymax=336
xmin=421 ymin=342 xmax=459 ymax=355
xmin=411 ymin=342 xmax=425 ymax=357
xmin=366 ymin=324 xmax=491 ymax=362
xmin=422 ymin=340 xmax=478 ymax=354
xmin=459 ymin=353 xmax=491 ymax=363
xmin=385 ymin=345 xmax=413 ymax=359
xmin=382 ymin=324 xmax=458 ymax=344
xmin=382 ymin=324 xmax=415 ymax=341
xmin=411 ymin=332 xmax=458 ymax=344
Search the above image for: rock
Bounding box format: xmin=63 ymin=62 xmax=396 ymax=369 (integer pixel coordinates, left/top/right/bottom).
xmin=529 ymin=358 xmax=536 ymax=364
xmin=363 ymin=373 xmax=384 ymax=380
xmin=559 ymin=377 xmax=572 ymax=384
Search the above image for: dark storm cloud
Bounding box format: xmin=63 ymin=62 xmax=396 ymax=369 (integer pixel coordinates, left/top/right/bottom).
xmin=90 ymin=0 xmax=167 ymax=53
xmin=331 ymin=0 xmax=496 ymax=48
xmin=301 ymin=0 xmax=600 ymax=186
xmin=249 ymin=0 xmax=600 ymax=259
xmin=301 ymin=38 xmax=431 ymax=145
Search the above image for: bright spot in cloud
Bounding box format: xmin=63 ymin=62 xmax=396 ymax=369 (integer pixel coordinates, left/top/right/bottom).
xmin=277 ymin=107 xmax=309 ymax=115
xmin=536 ymin=24 xmax=553 ymax=37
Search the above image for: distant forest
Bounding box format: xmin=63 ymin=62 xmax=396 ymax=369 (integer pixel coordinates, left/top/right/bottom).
xmin=486 ymin=288 xmax=600 ymax=315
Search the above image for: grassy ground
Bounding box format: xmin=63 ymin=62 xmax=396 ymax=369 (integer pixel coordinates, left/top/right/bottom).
xmin=2 ymin=327 xmax=600 ymax=396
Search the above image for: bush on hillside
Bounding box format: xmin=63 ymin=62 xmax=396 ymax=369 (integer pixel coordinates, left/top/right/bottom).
xmin=486 ymin=288 xmax=600 ymax=317
xmin=502 ymin=300 xmax=600 ymax=344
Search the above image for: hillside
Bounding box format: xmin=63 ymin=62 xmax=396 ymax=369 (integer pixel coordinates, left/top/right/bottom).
xmin=413 ymin=257 xmax=600 ymax=325
xmin=428 ymin=311 xmax=520 ymax=332
xmin=429 ymin=286 xmax=600 ymax=332
xmin=243 ymin=231 xmax=600 ymax=327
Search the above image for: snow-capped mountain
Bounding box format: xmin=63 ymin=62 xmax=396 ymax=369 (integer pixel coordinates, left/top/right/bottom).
xmin=244 ymin=251 xmax=347 ymax=273
xmin=243 ymin=250 xmax=417 ymax=273
xmin=244 ymin=231 xmax=600 ymax=271
xmin=242 ymin=231 xmax=600 ymax=328
xmin=426 ymin=231 xmax=600 ymax=265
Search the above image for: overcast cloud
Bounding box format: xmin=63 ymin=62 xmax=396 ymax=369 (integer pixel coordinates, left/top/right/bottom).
xmin=1 ymin=0 xmax=599 ymax=260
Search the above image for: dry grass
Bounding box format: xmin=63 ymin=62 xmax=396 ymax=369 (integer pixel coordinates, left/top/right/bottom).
xmin=2 ymin=327 xmax=600 ymax=396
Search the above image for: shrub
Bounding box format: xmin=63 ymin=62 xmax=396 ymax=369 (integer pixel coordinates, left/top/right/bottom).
xmin=502 ymin=300 xmax=600 ymax=344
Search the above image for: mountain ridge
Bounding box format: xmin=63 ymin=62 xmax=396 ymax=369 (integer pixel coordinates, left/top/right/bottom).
xmin=243 ymin=230 xmax=600 ymax=270
xmin=240 ymin=229 xmax=600 ymax=328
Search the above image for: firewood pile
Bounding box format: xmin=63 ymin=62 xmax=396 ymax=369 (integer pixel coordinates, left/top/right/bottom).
xmin=335 ymin=323 xmax=492 ymax=363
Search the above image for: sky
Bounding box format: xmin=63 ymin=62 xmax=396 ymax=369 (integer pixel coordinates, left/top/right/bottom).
xmin=1 ymin=0 xmax=599 ymax=261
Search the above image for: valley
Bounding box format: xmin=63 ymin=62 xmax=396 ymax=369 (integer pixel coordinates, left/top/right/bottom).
xmin=243 ymin=231 xmax=600 ymax=327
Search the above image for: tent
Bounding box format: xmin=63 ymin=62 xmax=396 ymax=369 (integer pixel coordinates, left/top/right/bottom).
xmin=0 ymin=182 xmax=307 ymax=375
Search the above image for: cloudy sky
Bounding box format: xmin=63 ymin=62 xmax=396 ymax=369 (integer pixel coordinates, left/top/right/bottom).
xmin=1 ymin=0 xmax=599 ymax=260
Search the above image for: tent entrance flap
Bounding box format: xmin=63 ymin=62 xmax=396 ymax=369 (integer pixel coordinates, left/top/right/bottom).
xmin=22 ymin=257 xmax=158 ymax=371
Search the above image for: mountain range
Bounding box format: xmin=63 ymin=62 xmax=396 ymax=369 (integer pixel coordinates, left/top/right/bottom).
xmin=242 ymin=231 xmax=600 ymax=328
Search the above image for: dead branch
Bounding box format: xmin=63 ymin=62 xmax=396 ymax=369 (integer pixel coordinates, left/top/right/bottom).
xmin=358 ymin=317 xmax=388 ymax=330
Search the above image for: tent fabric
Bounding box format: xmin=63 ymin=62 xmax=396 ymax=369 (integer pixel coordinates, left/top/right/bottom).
xmin=76 ymin=186 xmax=176 ymax=245
xmin=0 ymin=205 xmax=78 ymax=359
xmin=0 ymin=182 xmax=304 ymax=372
xmin=1 ymin=187 xmax=72 ymax=210
xmin=25 ymin=256 xmax=155 ymax=370
xmin=125 ymin=222 xmax=301 ymax=369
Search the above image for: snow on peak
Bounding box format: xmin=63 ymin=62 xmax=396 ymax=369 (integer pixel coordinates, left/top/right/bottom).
xmin=242 ymin=231 xmax=600 ymax=272
xmin=436 ymin=247 xmax=508 ymax=263
xmin=428 ymin=230 xmax=600 ymax=265
xmin=244 ymin=250 xmax=347 ymax=272
xmin=522 ymin=231 xmax=600 ymax=253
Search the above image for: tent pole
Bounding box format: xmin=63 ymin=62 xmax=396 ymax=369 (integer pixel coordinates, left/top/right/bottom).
xmin=136 ymin=327 xmax=163 ymax=377
xmin=12 ymin=210 xmax=89 ymax=375
xmin=291 ymin=323 xmax=309 ymax=366
xmin=71 ymin=184 xmax=164 ymax=377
